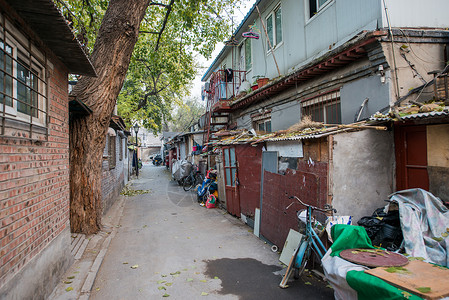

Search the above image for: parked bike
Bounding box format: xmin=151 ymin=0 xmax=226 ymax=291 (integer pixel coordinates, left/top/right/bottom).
xmin=182 ymin=164 xmax=204 ymax=191
xmin=152 ymin=154 xmax=163 ymax=166
xmin=280 ymin=195 xmax=336 ymax=288
xmin=197 ymin=169 xmax=218 ymax=205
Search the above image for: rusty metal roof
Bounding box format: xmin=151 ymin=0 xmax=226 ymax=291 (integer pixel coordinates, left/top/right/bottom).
xmin=4 ymin=0 xmax=96 ymax=76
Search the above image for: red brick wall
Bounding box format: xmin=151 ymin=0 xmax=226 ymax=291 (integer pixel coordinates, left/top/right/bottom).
xmin=0 ymin=59 xmax=70 ymax=287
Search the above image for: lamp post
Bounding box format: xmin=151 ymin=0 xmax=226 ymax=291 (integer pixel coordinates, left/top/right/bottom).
xmin=133 ymin=123 xmax=139 ymax=178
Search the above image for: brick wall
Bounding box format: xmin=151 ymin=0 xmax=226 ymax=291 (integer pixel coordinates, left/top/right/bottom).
xmin=0 ymin=58 xmax=70 ymax=287
xmin=101 ymin=132 xmax=127 ymax=214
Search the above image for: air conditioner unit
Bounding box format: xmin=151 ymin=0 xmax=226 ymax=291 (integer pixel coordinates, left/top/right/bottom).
xmin=204 ymin=82 xmax=210 ymax=92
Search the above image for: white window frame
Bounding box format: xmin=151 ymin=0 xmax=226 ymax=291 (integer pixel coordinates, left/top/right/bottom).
xmin=265 ymin=4 xmax=283 ymax=53
xmin=306 ymin=0 xmax=333 ymax=21
xmin=0 ymin=16 xmax=47 ymax=128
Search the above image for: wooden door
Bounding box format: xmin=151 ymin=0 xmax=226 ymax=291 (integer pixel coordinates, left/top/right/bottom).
xmin=223 ymin=147 xmax=240 ymax=216
xmin=395 ymin=125 xmax=429 ymax=190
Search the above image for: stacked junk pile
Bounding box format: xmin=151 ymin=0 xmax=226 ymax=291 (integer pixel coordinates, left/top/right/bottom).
xmin=357 ymin=203 xmax=403 ymax=251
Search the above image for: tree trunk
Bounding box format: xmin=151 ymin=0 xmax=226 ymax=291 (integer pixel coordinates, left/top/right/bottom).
xmin=70 ymin=0 xmax=150 ymax=234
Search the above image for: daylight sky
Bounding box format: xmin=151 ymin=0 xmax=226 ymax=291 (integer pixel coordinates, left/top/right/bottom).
xmin=190 ymin=0 xmax=255 ymax=101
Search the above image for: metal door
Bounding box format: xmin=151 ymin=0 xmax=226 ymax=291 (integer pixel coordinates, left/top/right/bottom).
xmin=235 ymin=144 xmax=263 ymax=217
xmin=223 ymin=147 xmax=240 ymax=216
xmin=395 ymin=125 xmax=429 ymax=190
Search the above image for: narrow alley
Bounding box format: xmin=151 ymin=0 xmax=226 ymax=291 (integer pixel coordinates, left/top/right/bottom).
xmin=63 ymin=164 xmax=333 ymax=299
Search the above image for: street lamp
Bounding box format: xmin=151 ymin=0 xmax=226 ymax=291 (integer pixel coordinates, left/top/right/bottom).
xmin=133 ymin=123 xmax=139 ymax=178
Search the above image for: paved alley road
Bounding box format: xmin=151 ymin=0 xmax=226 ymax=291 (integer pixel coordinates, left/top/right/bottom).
xmin=90 ymin=164 xmax=333 ymax=300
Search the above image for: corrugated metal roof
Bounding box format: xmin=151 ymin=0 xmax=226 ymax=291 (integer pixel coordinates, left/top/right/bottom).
xmin=214 ymin=123 xmax=380 ymax=146
xmin=370 ymin=110 xmax=449 ymax=121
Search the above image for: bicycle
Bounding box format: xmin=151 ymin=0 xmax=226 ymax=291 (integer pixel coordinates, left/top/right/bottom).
xmin=279 ymin=195 xmax=336 ymax=288
xmin=182 ymin=164 xmax=204 ymax=191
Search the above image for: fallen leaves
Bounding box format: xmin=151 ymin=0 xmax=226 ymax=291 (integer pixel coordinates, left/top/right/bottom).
xmin=162 ymin=293 xmax=170 ymax=297
xmin=120 ymin=185 xmax=151 ymax=196
xmin=201 ymin=292 xmax=209 ymax=296
xmin=67 ymin=276 xmax=75 ymax=279
xmin=131 ymin=265 xmax=139 ymax=269
xmin=158 ymin=286 xmax=166 ymax=290
xmin=65 ymin=287 xmax=73 ymax=292
xmin=157 ymin=280 xmax=166 ymax=284
xmin=63 ymin=281 xmax=72 ymax=284
xmin=416 ymin=287 xmax=431 ymax=293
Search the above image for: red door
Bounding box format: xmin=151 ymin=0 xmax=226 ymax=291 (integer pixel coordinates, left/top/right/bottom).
xmin=235 ymin=144 xmax=262 ymax=218
xmin=223 ymin=147 xmax=240 ymax=216
xmin=395 ymin=125 xmax=429 ymax=190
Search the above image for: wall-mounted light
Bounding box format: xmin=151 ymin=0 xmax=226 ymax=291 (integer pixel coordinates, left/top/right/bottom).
xmin=378 ymin=65 xmax=386 ymax=83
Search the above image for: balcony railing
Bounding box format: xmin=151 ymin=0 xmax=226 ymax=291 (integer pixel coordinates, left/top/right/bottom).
xmin=206 ymin=69 xmax=247 ymax=109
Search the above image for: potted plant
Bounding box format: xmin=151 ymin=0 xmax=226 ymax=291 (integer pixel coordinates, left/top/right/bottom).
xmin=253 ymin=75 xmax=269 ymax=89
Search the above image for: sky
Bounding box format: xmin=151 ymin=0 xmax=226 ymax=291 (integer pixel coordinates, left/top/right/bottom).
xmin=190 ymin=0 xmax=255 ymax=101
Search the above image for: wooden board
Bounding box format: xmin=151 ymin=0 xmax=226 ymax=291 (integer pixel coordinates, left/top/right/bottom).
xmin=365 ymin=260 xmax=449 ymax=300
xmin=279 ymin=229 xmax=303 ymax=266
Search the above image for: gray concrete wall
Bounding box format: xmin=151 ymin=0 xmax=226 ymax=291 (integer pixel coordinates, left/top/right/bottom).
xmin=340 ymin=73 xmax=391 ymax=124
xmin=0 ymin=228 xmax=73 ymax=300
xmin=271 ymin=100 xmax=301 ymax=132
xmin=331 ymin=130 xmax=394 ymax=223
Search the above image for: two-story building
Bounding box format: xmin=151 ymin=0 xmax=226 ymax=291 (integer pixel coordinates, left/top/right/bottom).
xmin=0 ymin=0 xmax=96 ymax=298
xmin=201 ymin=0 xmax=449 ymax=248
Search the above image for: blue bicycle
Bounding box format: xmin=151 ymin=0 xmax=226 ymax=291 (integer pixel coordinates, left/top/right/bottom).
xmin=280 ymin=195 xmax=336 ymax=288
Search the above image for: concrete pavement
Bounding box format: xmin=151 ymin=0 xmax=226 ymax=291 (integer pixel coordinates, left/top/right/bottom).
xmin=51 ymin=164 xmax=333 ymax=300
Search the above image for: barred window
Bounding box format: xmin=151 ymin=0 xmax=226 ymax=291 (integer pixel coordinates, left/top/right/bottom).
xmin=0 ymin=16 xmax=48 ymax=139
xmin=301 ymin=90 xmax=341 ymax=124
xmin=109 ymin=135 xmax=116 ymax=169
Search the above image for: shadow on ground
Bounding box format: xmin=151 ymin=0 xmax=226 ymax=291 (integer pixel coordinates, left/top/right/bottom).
xmin=204 ymin=258 xmax=334 ymax=300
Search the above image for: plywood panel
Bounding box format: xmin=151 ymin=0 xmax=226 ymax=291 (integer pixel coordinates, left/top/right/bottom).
xmin=427 ymin=124 xmax=449 ymax=168
xmin=365 ymin=260 xmax=449 ymax=300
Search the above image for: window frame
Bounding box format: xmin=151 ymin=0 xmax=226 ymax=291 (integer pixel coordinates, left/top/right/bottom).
xmin=252 ymin=110 xmax=272 ymax=133
xmin=108 ymin=135 xmax=116 ymax=169
xmin=0 ymin=15 xmax=48 ymax=139
xmin=301 ymin=90 xmax=341 ymax=124
xmin=307 ymin=0 xmax=333 ymax=21
xmin=265 ymin=4 xmax=283 ymax=53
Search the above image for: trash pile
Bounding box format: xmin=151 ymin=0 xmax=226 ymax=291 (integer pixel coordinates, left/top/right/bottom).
xmin=357 ymin=204 xmax=403 ymax=251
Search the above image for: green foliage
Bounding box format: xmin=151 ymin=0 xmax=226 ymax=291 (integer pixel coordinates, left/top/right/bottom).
xmin=56 ymin=0 xmax=239 ymax=132
xmin=168 ymin=98 xmax=205 ymax=132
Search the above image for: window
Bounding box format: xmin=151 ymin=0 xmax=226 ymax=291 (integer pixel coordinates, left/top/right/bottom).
xmin=257 ymin=119 xmax=272 ymax=133
xmin=109 ymin=135 xmax=116 ymax=169
xmin=0 ymin=16 xmax=47 ymax=138
xmin=244 ymin=38 xmax=252 ymax=71
xmin=266 ymin=5 xmax=282 ymax=50
xmin=301 ymin=90 xmax=341 ymax=124
xmin=252 ymin=110 xmax=272 ymax=133
xmin=119 ymin=137 xmax=123 ymax=161
xmin=309 ymin=0 xmax=332 ymax=19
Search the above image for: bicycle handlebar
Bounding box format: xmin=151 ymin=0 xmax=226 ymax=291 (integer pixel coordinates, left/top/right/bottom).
xmin=288 ymin=195 xmax=337 ymax=213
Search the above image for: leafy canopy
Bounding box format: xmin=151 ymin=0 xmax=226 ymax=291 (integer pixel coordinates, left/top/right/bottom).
xmin=56 ymin=0 xmax=239 ymax=132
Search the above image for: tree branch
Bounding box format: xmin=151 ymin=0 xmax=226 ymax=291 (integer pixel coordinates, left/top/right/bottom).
xmin=154 ymin=0 xmax=175 ymax=51
xmin=149 ymin=2 xmax=168 ymax=8
xmin=139 ymin=30 xmax=160 ymax=34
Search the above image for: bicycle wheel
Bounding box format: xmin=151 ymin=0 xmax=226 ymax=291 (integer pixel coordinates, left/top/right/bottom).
xmin=183 ymin=175 xmax=194 ymax=191
xmin=294 ymin=240 xmax=310 ymax=279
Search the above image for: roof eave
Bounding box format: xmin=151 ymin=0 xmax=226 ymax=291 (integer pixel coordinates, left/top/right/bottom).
xmin=4 ymin=0 xmax=96 ymax=77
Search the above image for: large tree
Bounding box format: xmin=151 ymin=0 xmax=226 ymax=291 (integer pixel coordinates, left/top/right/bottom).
xmin=60 ymin=0 xmax=237 ymax=233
